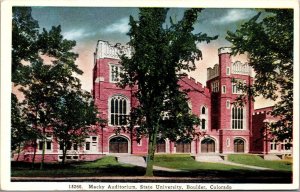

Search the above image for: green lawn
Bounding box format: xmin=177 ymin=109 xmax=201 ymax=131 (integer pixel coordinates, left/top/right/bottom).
xmin=11 ymin=154 xmax=292 ymax=180
xmin=11 ymin=156 xmax=145 ymax=177
xmin=228 ymin=154 xmax=292 ymax=171
xmin=154 ymin=154 xmax=250 ymax=171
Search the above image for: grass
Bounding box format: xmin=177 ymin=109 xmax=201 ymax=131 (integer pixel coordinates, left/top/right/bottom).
xmin=154 ymin=154 xmax=251 ymax=171
xmin=11 ymin=156 xmax=145 ymax=177
xmin=11 ymin=154 xmax=292 ymax=183
xmin=228 ymin=154 xmax=292 ymax=171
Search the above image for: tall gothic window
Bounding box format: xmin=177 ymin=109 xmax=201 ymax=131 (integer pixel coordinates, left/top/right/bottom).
xmin=110 ymin=95 xmax=128 ymax=125
xmin=231 ymin=107 xmax=244 ymax=129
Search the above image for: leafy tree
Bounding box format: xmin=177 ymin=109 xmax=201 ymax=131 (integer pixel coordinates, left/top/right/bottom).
xmin=51 ymin=90 xmax=102 ymax=165
xmin=226 ymin=9 xmax=293 ymax=142
xmin=11 ymin=94 xmax=39 ymax=161
xmin=12 ymin=7 xmax=102 ymax=168
xmin=12 ymin=7 xmax=39 ymax=83
xmin=119 ymin=8 xmax=217 ymax=176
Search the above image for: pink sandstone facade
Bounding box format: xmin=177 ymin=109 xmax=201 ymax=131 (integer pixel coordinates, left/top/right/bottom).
xmin=14 ymin=40 xmax=292 ymax=162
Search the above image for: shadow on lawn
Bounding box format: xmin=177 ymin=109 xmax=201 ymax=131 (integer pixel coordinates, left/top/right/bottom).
xmin=11 ymin=161 xmax=292 ymax=183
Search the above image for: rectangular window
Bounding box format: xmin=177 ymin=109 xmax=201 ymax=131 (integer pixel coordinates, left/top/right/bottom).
xmin=46 ymin=141 xmax=51 ymax=150
xmin=232 ymin=79 xmax=243 ymax=94
xmin=137 ymin=140 xmax=142 ymax=147
xmin=226 ymin=100 xmax=230 ymax=109
xmin=39 ymin=141 xmax=43 ymax=150
xmin=211 ymin=81 xmax=219 ymax=92
xmin=110 ymin=64 xmax=123 ymax=82
xmin=226 ymin=67 xmax=230 ymax=75
xmin=73 ymin=143 xmax=78 ymax=150
xmin=201 ymin=119 xmax=206 ymax=130
xmin=73 ymin=156 xmax=78 ymax=160
xmin=86 ymin=142 xmax=90 ymax=150
xmin=226 ymin=138 xmax=230 ymax=147
xmin=222 ymin=85 xmax=226 ymax=94
xmin=270 ymin=143 xmax=277 ymax=150
xmin=232 ymin=107 xmax=244 ymax=129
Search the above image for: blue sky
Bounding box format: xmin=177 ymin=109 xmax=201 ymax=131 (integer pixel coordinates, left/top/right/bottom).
xmin=32 ymin=7 xmax=258 ymax=46
xmin=30 ymin=7 xmax=274 ymax=108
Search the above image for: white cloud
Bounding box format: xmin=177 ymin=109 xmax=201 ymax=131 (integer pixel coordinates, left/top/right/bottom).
xmin=63 ymin=29 xmax=95 ymax=40
xmin=103 ymin=18 xmax=130 ymax=34
xmin=211 ymin=9 xmax=257 ymax=25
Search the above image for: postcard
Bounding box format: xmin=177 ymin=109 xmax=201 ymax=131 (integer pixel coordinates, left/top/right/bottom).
xmin=1 ymin=0 xmax=299 ymax=191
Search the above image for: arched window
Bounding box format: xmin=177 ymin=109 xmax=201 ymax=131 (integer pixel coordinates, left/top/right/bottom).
xmin=110 ymin=95 xmax=128 ymax=125
xmin=200 ymin=106 xmax=208 ymax=130
xmin=231 ymin=107 xmax=244 ymax=129
xmin=201 ymin=106 xmax=206 ymax=114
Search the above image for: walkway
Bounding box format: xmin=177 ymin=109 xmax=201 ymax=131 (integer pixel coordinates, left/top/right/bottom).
xmin=117 ymin=154 xmax=273 ymax=171
xmin=195 ymin=155 xmax=273 ymax=170
xmin=117 ymin=155 xmax=184 ymax=172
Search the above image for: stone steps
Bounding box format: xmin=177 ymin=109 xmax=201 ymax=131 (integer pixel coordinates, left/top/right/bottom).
xmin=195 ymin=154 xmax=224 ymax=162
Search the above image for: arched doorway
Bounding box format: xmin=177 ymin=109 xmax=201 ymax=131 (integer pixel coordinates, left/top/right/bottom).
xmin=234 ymin=138 xmax=245 ymax=153
xmin=156 ymin=139 xmax=166 ymax=153
xmin=109 ymin=137 xmax=128 ymax=153
xmin=201 ymin=138 xmax=215 ymax=153
xmin=176 ymin=140 xmax=191 ymax=153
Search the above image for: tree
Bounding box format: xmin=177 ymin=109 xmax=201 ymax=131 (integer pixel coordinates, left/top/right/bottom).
xmin=12 ymin=7 xmax=102 ymax=169
xmin=12 ymin=7 xmax=39 ymax=83
xmin=51 ymin=90 xmax=102 ymax=165
xmin=226 ymin=9 xmax=293 ymax=141
xmin=119 ymin=8 xmax=217 ymax=176
xmin=11 ymin=94 xmax=39 ymax=161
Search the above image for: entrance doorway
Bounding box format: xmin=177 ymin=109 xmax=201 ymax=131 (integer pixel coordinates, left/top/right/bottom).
xmin=234 ymin=139 xmax=245 ymax=153
xmin=176 ymin=140 xmax=191 ymax=153
xmin=201 ymin=138 xmax=215 ymax=153
xmin=109 ymin=137 xmax=128 ymax=153
xmin=156 ymin=139 xmax=166 ymax=153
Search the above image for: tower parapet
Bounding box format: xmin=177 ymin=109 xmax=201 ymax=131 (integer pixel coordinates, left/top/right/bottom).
xmin=95 ymin=40 xmax=131 ymax=60
xmin=207 ymin=64 xmax=219 ymax=80
xmin=218 ymin=47 xmax=232 ymax=55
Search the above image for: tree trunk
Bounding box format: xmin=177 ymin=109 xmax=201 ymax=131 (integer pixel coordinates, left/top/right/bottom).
xmin=31 ymin=140 xmax=37 ymax=169
xmin=145 ymin=121 xmax=159 ymax=176
xmin=16 ymin=142 xmax=21 ymax=161
xmin=40 ymin=128 xmax=46 ymax=170
xmin=62 ymin=147 xmax=67 ymax=165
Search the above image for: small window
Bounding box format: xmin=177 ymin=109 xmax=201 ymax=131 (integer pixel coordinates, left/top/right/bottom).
xmin=201 ymin=107 xmax=206 ymax=114
xmin=226 ymin=100 xmax=230 ymax=109
xmin=137 ymin=140 xmax=142 ymax=147
xmin=46 ymin=141 xmax=51 ymax=150
xmin=222 ymin=85 xmax=226 ymax=94
xmin=226 ymin=138 xmax=230 ymax=147
xmin=38 ymin=141 xmax=43 ymax=150
xmin=67 ymin=142 xmax=72 ymax=150
xmin=66 ymin=156 xmax=71 ymax=160
xmin=73 ymin=143 xmax=78 ymax=150
xmin=59 ymin=156 xmax=63 ymax=160
xmin=92 ymin=136 xmax=97 ymax=141
xmin=86 ymin=142 xmax=90 ymax=150
xmin=110 ymin=64 xmax=123 ymax=82
xmin=201 ymin=119 xmax=206 ymax=130
xmin=73 ymin=156 xmax=78 ymax=160
xmin=226 ymin=67 xmax=230 ymax=75
xmin=59 ymin=142 xmax=64 ymax=150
